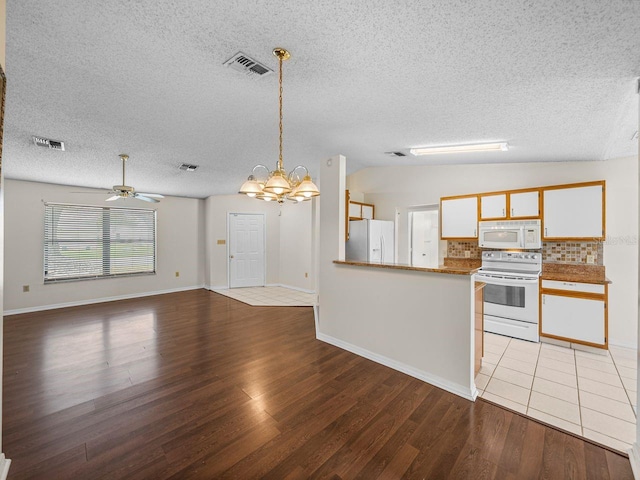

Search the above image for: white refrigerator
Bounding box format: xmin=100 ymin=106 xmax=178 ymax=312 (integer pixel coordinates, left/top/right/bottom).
xmin=346 ymin=219 xmax=395 ymax=263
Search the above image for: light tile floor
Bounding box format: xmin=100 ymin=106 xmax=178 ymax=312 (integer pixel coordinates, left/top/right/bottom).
xmin=477 ymin=332 xmax=636 ymax=453
xmin=211 ymin=286 xmax=315 ymax=306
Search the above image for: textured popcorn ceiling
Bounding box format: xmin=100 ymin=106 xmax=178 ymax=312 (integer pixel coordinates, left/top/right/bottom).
xmin=4 ymin=1 xmax=640 ymax=198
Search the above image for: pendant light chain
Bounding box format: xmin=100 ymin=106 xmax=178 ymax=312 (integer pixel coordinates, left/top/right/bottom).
xmin=278 ymin=54 xmax=284 ymax=171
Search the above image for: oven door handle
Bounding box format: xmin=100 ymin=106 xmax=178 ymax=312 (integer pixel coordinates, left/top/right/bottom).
xmin=475 ymin=275 xmax=539 ymax=286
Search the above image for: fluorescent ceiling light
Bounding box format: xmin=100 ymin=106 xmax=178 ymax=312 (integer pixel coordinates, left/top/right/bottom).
xmin=409 ymin=142 xmax=509 ymax=156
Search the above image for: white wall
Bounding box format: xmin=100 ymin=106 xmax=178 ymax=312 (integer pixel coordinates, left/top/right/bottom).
xmin=348 ymin=156 xmax=638 ymax=348
xmin=204 ymin=194 xmax=316 ymax=292
xmin=4 ymin=179 xmax=205 ymax=313
xmin=204 ymin=194 xmax=280 ymax=289
xmin=279 ymin=200 xmax=314 ymax=291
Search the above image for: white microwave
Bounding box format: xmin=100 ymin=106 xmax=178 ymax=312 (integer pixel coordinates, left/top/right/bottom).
xmin=478 ymin=220 xmax=542 ymax=249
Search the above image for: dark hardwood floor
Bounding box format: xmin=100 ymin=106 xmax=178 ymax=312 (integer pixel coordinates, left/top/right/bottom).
xmin=2 ymin=289 xmax=633 ymax=479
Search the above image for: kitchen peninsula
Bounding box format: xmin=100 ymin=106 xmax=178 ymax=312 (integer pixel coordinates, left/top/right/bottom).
xmin=324 ymin=257 xmax=482 ymax=400
xmin=318 ymin=155 xmax=484 ymax=401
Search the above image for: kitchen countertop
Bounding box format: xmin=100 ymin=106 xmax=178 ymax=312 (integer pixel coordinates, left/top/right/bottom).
xmin=333 ymin=260 xmax=479 ymax=276
xmin=541 ymin=263 xmax=611 ymax=285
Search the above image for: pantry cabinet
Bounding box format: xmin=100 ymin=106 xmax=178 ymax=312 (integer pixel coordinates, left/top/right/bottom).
xmin=542 ymin=182 xmax=605 ymax=240
xmin=540 ymin=280 xmax=607 ymax=349
xmin=441 ymin=195 xmax=478 ymax=239
xmin=479 ymin=189 xmax=540 ymax=220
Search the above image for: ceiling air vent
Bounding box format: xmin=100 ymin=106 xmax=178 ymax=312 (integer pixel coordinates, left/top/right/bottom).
xmin=179 ymin=163 xmax=199 ymax=172
xmin=223 ymin=52 xmax=273 ymax=77
xmin=385 ymin=151 xmax=406 ymax=157
xmin=33 ymin=136 xmax=65 ymax=151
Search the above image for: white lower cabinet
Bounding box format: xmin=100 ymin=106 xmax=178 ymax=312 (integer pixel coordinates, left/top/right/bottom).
xmin=540 ymin=279 xmax=607 ymax=348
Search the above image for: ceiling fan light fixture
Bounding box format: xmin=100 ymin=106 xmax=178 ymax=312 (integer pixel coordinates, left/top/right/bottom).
xmin=409 ymin=142 xmax=509 ymax=156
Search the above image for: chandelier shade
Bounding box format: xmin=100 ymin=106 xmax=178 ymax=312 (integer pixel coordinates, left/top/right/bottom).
xmin=238 ymin=48 xmax=319 ymax=204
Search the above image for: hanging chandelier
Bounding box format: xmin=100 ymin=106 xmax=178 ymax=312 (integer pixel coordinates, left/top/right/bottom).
xmin=239 ymin=48 xmax=320 ymax=204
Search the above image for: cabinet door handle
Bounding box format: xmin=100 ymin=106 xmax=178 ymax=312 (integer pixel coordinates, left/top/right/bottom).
xmin=542 ymin=294 xmax=545 ymax=305
xmin=474 ymin=228 xmax=477 ymax=237
xmin=502 ymin=208 xmax=505 ymax=216
xmin=544 ymin=227 xmax=548 ymax=236
xmin=511 ymin=208 xmax=514 ymax=216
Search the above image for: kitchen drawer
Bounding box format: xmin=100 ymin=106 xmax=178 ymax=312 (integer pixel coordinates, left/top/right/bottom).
xmin=541 ymin=280 xmax=605 ymax=295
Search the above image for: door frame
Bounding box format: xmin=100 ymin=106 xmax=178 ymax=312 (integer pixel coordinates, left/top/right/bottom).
xmin=226 ymin=212 xmax=267 ymax=289
xmin=408 ymin=204 xmax=440 ymax=267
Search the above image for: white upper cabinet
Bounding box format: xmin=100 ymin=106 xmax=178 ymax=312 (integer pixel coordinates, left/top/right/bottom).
xmin=361 ymin=204 xmax=374 ymax=219
xmin=441 ymin=195 xmax=478 ymax=239
xmin=543 ymin=182 xmax=605 ymax=240
xmin=480 ymin=190 xmax=540 ymax=220
xmin=480 ymin=194 xmax=506 ymax=220
xmin=509 ymin=190 xmax=539 ymax=218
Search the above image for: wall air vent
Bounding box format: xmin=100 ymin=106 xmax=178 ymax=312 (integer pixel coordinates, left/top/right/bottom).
xmin=33 ymin=136 xmax=65 ymax=151
xmin=179 ymin=163 xmax=199 ymax=171
xmin=223 ymin=52 xmax=273 ymax=77
xmin=385 ymin=151 xmax=406 ymax=157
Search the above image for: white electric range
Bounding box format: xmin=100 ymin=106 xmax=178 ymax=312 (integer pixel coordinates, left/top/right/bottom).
xmin=475 ymin=251 xmax=542 ymax=342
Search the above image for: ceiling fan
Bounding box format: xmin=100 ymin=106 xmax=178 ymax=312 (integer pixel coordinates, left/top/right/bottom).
xmin=105 ymin=154 xmax=164 ymax=203
xmin=73 ymin=154 xmax=164 ymax=203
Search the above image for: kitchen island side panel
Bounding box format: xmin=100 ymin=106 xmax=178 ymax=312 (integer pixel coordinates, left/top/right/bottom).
xmin=318 ymin=264 xmax=474 ymax=398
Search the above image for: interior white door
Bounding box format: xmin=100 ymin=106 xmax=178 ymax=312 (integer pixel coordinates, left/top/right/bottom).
xmin=411 ymin=210 xmax=439 ymax=267
xmin=228 ymin=213 xmax=265 ymax=288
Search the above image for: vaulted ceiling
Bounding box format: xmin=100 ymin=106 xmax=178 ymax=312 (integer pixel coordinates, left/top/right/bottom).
xmin=4 ymin=1 xmax=640 ymax=198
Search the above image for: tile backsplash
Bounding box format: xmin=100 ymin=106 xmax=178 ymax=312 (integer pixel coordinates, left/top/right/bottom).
xmin=447 ymin=241 xmax=482 ymax=259
xmin=447 ymin=240 xmax=603 ymax=265
xmin=541 ymin=241 xmax=603 ymax=265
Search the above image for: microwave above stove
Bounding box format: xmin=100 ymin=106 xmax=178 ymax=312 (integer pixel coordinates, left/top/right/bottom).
xmin=478 ymin=220 xmax=542 ymax=250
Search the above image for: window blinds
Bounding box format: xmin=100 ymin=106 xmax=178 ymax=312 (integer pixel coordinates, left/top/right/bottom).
xmin=44 ymin=203 xmax=156 ymax=282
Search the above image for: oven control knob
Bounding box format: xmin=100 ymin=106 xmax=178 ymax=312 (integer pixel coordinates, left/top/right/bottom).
xmin=531 ymin=255 xmax=537 ymax=260
xmin=524 ymin=254 xmax=530 ymax=259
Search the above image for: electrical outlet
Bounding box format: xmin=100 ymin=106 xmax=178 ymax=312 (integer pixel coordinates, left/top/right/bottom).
xmin=586 ymin=255 xmax=595 ymax=264
xmin=23 ymin=285 xmax=30 ymax=293
xmin=175 ymin=271 xmax=180 ymax=277
xmin=305 ymin=272 xmax=308 ymax=278
xmin=217 ymin=239 xmax=226 ymax=245
xmin=464 ymin=251 xmax=471 ymax=258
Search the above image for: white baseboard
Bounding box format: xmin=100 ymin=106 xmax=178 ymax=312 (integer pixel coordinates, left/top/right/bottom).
xmin=4 ymin=285 xmax=205 ymax=316
xmin=316 ymin=332 xmax=475 ymax=401
xmin=210 ymin=283 xmax=316 ymax=294
xmin=0 ymin=454 xmax=10 ymax=480
xmin=609 ymin=340 xmax=638 ymax=350
xmin=276 ymin=284 xmax=315 ymax=294
xmin=629 ymin=443 xmax=640 ymax=479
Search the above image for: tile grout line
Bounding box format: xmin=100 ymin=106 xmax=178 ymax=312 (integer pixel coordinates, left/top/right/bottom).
xmin=524 ymin=341 xmax=542 ymax=414
xmin=609 ymin=351 xmax=637 ymax=417
xmin=573 ymin=348 xmax=584 ymax=436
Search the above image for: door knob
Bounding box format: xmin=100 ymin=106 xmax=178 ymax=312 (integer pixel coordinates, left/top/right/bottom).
xmin=230 ymin=255 xmax=234 ymax=259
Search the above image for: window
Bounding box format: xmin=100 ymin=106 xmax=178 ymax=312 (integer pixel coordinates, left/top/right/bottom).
xmin=44 ymin=203 xmax=156 ymax=282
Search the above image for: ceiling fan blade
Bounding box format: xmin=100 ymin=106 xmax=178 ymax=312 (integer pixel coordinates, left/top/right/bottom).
xmin=106 ymin=195 xmax=121 ymax=202
xmin=136 ymin=193 xmax=164 ymax=198
xmin=134 ymin=194 xmax=160 ymax=203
